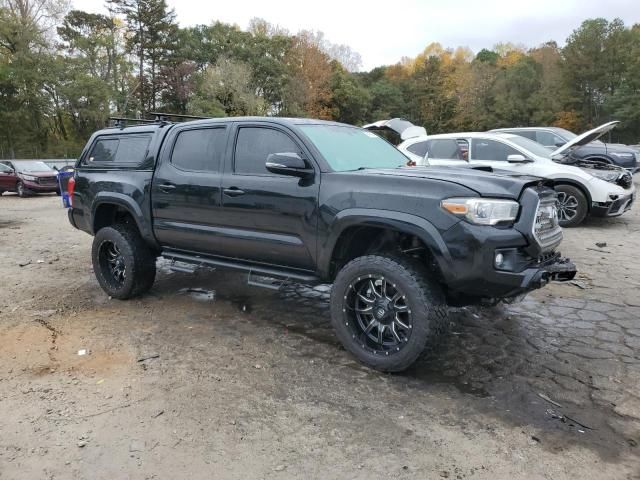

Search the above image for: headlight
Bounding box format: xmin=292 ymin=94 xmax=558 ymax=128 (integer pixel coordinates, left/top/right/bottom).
xmin=441 ymin=197 xmax=520 ymax=225
xmin=586 ymin=169 xmax=620 ymax=183
xmin=21 ymin=174 xmax=37 ymax=181
xmin=610 ymin=152 xmax=634 ymax=158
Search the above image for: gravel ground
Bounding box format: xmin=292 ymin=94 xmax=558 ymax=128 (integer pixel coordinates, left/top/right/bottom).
xmin=0 ymin=186 xmax=639 ymax=480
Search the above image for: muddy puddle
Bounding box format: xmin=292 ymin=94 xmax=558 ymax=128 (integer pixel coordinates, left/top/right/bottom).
xmin=149 ymin=266 xmax=639 ymax=459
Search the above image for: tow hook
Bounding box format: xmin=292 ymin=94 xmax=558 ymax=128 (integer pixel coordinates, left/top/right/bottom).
xmin=544 ymin=258 xmax=577 ymax=282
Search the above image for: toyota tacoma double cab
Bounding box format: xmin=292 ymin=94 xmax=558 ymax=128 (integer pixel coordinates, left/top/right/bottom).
xmin=67 ymin=116 xmax=576 ymax=372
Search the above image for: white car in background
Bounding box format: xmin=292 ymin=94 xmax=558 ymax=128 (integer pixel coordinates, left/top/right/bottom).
xmin=394 ymin=122 xmax=635 ymax=227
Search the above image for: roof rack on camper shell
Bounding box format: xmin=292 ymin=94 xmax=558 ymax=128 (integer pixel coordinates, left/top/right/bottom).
xmin=108 ymin=112 xmax=212 ymax=128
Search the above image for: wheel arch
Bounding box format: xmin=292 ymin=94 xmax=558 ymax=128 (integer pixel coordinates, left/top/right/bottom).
xmin=320 ymin=209 xmax=452 ymax=283
xmin=551 ymin=178 xmax=592 ymax=211
xmin=91 ymin=193 xmax=158 ymax=249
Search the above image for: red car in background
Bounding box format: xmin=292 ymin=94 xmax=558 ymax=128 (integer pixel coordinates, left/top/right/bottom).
xmin=0 ymin=161 xmax=60 ymax=197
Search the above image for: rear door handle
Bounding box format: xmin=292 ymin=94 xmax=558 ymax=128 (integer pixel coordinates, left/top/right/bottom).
xmin=159 ymin=183 xmax=176 ymax=192
xmin=223 ymin=187 xmax=245 ymax=197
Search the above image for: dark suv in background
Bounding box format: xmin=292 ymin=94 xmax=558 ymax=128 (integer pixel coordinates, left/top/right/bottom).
xmin=491 ymin=126 xmax=638 ymax=172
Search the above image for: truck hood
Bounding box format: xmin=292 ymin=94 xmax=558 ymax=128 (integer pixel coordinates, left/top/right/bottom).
xmin=356 ymin=166 xmax=548 ymax=199
xmin=551 ymin=121 xmax=620 ymax=157
xmin=362 ymin=118 xmax=427 ymax=141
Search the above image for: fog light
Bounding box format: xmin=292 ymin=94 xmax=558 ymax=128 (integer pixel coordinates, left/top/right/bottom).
xmin=495 ymin=252 xmax=504 ymax=268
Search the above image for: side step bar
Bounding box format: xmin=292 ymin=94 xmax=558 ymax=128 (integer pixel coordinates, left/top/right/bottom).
xmin=161 ymin=250 xmax=320 ymax=284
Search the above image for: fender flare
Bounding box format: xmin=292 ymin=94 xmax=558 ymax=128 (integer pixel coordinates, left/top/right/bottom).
xmin=92 ymin=192 xmax=158 ymax=248
xmin=318 ymin=208 xmax=452 ymax=280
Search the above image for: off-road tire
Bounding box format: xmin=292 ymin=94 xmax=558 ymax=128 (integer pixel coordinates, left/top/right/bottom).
xmin=554 ymin=184 xmax=588 ymax=227
xmin=16 ymin=181 xmax=27 ymax=197
xmin=330 ymin=254 xmax=449 ymax=372
xmin=91 ymin=222 xmax=156 ymax=300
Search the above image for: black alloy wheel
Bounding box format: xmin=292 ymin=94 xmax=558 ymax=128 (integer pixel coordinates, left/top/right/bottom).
xmin=98 ymin=240 xmax=127 ymax=288
xmin=346 ymin=275 xmax=413 ymax=354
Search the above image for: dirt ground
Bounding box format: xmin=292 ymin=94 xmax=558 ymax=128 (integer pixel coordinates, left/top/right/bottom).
xmin=1 ymin=186 xmax=639 ymax=480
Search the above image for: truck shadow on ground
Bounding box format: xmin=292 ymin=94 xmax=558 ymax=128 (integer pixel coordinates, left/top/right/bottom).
xmin=151 ymin=265 xmax=638 ymax=461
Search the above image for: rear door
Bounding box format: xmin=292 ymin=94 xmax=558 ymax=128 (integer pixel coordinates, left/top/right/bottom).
xmin=151 ymin=124 xmax=229 ymax=254
xmin=215 ymin=122 xmax=320 ymax=270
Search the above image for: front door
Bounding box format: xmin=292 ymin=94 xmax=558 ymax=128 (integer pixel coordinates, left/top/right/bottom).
xmin=151 ymin=125 xmax=229 ymax=254
xmin=0 ymin=163 xmax=16 ymax=191
xmin=469 ymin=138 xmax=536 ymax=174
xmin=216 ymin=123 xmax=320 ymax=271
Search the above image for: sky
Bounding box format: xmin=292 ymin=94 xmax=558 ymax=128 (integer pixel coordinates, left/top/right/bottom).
xmin=71 ymin=0 xmax=640 ymax=70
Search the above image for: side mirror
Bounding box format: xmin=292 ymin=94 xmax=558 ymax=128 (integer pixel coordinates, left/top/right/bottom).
xmin=266 ymin=153 xmax=314 ymax=178
xmin=507 ymin=154 xmax=532 ymax=163
xmin=554 ymin=141 xmax=564 ymax=147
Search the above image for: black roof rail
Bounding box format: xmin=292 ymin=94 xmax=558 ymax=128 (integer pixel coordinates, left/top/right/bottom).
xmin=148 ymin=112 xmax=210 ymax=122
xmin=108 ymin=116 xmax=159 ymax=128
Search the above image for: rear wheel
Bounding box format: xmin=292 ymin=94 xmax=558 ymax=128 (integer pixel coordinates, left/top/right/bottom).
xmin=555 ymin=184 xmax=588 ymax=227
xmin=330 ymin=254 xmax=448 ymax=372
xmin=91 ymin=222 xmax=157 ymax=299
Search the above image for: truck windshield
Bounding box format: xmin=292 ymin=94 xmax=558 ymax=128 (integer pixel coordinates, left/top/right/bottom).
xmin=299 ymin=125 xmax=408 ymax=171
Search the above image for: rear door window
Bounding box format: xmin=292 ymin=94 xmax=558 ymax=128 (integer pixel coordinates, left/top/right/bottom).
xmin=428 ymin=139 xmax=466 ymax=160
xmin=512 ymin=130 xmax=536 ymax=141
xmin=406 ymin=141 xmax=429 ymax=157
xmin=171 ymin=128 xmax=227 ymax=172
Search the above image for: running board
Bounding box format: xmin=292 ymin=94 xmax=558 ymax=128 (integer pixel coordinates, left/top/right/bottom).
xmin=161 ymin=250 xmax=320 ymax=284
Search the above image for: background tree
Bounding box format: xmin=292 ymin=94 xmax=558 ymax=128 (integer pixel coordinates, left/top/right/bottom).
xmin=1 ymin=6 xmax=640 ymax=159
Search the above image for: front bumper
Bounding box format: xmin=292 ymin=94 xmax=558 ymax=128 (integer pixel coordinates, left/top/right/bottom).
xmin=442 ymin=222 xmax=577 ymax=303
xmin=22 ymin=179 xmax=58 ymax=193
xmin=591 ymin=192 xmax=634 ymax=217
xmin=439 ymin=187 xmax=576 ymax=305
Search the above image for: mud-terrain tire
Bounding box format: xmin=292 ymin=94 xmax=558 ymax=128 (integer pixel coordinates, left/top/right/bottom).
xmin=16 ymin=181 xmax=27 ymax=197
xmin=555 ymin=184 xmax=588 ymax=227
xmin=91 ymin=222 xmax=156 ymax=299
xmin=330 ymin=254 xmax=449 ymax=372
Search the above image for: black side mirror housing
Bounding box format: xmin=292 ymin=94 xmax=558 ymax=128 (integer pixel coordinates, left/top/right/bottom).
xmin=265 ymin=153 xmax=314 ymax=178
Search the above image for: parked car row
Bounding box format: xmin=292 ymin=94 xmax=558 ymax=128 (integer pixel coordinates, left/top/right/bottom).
xmin=365 ymin=120 xmax=636 ymax=227
xmin=0 ymin=161 xmax=63 ymax=197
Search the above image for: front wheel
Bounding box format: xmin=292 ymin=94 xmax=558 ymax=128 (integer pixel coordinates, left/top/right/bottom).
xmin=555 ymin=185 xmax=588 ymax=227
xmin=16 ymin=181 xmax=27 ymax=197
xmin=91 ymin=223 xmax=157 ymax=299
xmin=330 ymin=255 xmax=449 ymax=372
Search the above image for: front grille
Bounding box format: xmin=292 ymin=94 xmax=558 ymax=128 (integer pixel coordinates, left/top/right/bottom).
xmin=533 ymin=194 xmax=563 ymax=250
xmin=37 ymin=176 xmax=57 ymax=185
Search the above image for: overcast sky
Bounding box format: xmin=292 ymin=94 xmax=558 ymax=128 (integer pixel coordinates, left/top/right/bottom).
xmin=71 ymin=0 xmax=640 ymax=70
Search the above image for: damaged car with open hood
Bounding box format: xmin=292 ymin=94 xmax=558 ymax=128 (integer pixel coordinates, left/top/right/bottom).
xmin=387 ymin=121 xmax=635 ymax=227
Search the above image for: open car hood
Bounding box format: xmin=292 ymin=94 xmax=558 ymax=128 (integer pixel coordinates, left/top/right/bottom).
xmin=551 ymin=121 xmax=620 ymax=157
xmin=362 ymin=118 xmax=426 ymax=141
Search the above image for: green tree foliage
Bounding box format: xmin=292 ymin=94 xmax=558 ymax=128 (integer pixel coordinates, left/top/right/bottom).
xmin=1 ymin=6 xmax=640 ymax=159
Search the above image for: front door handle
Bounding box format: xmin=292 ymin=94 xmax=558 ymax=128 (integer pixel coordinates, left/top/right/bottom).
xmin=223 ymin=187 xmax=245 ymax=197
xmin=159 ymin=183 xmax=176 ymax=192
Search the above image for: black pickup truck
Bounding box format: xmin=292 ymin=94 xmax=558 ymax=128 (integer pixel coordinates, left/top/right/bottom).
xmin=67 ymin=116 xmax=576 ymax=371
